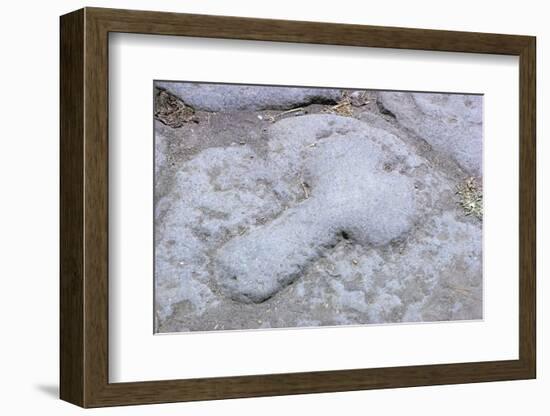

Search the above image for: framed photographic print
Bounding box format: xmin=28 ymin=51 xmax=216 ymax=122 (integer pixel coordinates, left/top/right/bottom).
xmin=60 ymin=7 xmax=536 ymax=408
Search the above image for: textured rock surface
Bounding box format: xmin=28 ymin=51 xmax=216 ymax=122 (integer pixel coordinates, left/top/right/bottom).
xmin=215 ymin=116 xmax=420 ymax=303
xmin=377 ymin=92 xmax=483 ymax=176
xmin=154 ymin=83 xmax=483 ymax=333
xmin=155 ymin=81 xmax=342 ymax=111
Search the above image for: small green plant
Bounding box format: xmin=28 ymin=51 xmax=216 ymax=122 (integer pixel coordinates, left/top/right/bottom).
xmin=456 ymin=177 xmax=483 ymax=220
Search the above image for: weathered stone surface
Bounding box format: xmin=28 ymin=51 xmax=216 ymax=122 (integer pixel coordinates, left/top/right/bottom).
xmin=215 ymin=116 xmax=419 ymax=303
xmin=377 ymin=92 xmax=483 ymax=176
xmin=155 ymin=81 xmax=342 ymax=111
xmin=153 ymin=85 xmax=483 ymax=333
xmin=154 ymin=144 xmax=282 ymax=321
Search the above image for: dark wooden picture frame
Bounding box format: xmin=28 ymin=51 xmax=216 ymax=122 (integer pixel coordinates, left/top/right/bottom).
xmin=60 ymin=7 xmax=536 ymax=408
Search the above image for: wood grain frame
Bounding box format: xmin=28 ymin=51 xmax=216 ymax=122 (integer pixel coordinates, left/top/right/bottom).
xmin=60 ymin=7 xmax=536 ymax=408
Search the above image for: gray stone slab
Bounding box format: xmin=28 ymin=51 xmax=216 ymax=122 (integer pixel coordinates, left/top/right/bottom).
xmin=155 ymin=81 xmax=342 ymax=111
xmin=377 ymin=92 xmax=483 ymax=176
